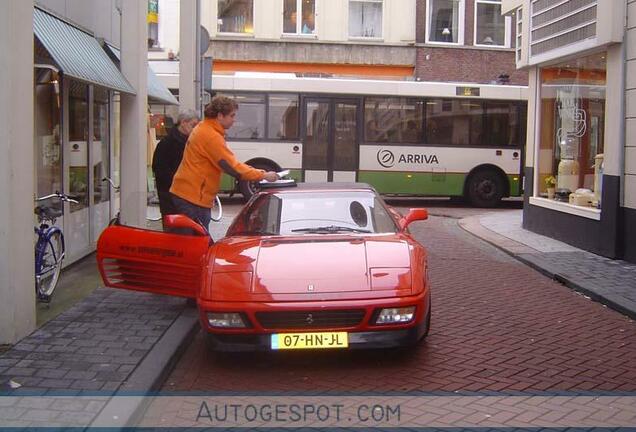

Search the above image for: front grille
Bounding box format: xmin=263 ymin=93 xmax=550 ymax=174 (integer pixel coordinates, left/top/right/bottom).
xmin=255 ymin=309 xmax=365 ymax=330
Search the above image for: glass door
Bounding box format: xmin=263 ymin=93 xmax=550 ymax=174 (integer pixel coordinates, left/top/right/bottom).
xmin=303 ymin=97 xmax=359 ymax=182
xmin=66 ymin=80 xmax=91 ymax=260
xmin=92 ymin=87 xmax=111 ymax=242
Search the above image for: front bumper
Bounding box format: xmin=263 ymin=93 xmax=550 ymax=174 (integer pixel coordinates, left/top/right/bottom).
xmin=204 ymin=313 xmax=429 ymax=352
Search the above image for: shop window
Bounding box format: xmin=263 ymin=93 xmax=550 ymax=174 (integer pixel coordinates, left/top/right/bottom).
xmin=34 ymin=68 xmax=62 ymax=201
xmin=537 ymin=52 xmax=606 ymax=207
xmin=474 ymin=0 xmax=510 ymax=47
xmin=349 ymin=0 xmax=383 ymax=38
xmin=426 ymin=0 xmax=464 ymax=44
xmin=221 ymin=93 xmax=266 ymax=139
xmin=218 ymin=0 xmax=254 ymax=34
xmin=69 ymin=81 xmax=89 ymax=212
xmin=268 ymin=94 xmax=299 ymax=139
xmin=283 ymin=0 xmax=316 ymax=35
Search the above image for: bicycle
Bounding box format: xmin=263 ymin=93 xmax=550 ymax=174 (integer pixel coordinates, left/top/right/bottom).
xmin=210 ymin=195 xmax=223 ymax=222
xmin=102 ymin=177 xmax=122 ymax=225
xmin=34 ymin=192 xmax=78 ymax=302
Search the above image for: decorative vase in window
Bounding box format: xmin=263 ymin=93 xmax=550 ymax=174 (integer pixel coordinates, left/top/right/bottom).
xmin=544 ymin=175 xmax=556 ymax=200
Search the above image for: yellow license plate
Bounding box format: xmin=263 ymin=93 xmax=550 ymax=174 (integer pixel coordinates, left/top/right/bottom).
xmin=271 ymin=332 xmax=348 ymax=350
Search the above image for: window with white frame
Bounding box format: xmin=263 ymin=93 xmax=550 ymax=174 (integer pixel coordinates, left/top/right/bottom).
xmin=283 ymin=0 xmax=316 ymax=34
xmin=218 ymin=0 xmax=254 ymax=34
xmin=349 ymin=0 xmax=383 ymax=38
xmin=474 ymin=0 xmax=510 ymax=47
xmin=426 ymin=0 xmax=464 ymax=44
xmin=516 ymin=8 xmax=522 ymax=61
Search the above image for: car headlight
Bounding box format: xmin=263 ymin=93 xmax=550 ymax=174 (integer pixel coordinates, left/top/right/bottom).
xmin=375 ymin=306 xmax=416 ymax=324
xmin=207 ymin=312 xmax=248 ymax=328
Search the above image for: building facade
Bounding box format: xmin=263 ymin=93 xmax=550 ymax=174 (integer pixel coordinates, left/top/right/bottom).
xmin=0 ymin=0 xmax=152 ymax=343
xmin=502 ymin=0 xmax=636 ymax=263
xmin=149 ymin=0 xmax=523 ymax=84
xmin=415 ymin=0 xmax=527 ymax=84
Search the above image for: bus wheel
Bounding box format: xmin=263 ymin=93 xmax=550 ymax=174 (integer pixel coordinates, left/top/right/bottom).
xmin=239 ymin=163 xmax=273 ymax=201
xmin=466 ymin=170 xmax=504 ymax=208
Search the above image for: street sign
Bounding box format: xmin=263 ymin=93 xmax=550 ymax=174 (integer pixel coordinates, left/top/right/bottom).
xmin=199 ymin=25 xmax=210 ymax=55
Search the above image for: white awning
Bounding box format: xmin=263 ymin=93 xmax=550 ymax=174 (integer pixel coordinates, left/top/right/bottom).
xmin=104 ymin=44 xmax=178 ymax=106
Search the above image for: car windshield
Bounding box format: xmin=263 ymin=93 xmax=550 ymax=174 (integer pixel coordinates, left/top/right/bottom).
xmin=228 ymin=191 xmax=398 ymax=236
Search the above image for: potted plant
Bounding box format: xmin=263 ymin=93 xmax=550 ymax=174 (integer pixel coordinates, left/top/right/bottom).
xmin=544 ymin=175 xmax=557 ymax=199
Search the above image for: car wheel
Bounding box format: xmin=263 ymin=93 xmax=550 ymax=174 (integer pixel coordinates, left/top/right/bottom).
xmin=466 ymin=169 xmax=504 ymax=208
xmin=239 ymin=163 xmax=274 ymax=201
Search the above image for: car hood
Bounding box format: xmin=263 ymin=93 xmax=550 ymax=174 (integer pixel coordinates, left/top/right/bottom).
xmin=208 ymin=236 xmax=413 ymax=298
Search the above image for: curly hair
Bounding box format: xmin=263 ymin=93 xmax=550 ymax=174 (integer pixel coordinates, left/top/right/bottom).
xmin=204 ymin=95 xmax=238 ymax=119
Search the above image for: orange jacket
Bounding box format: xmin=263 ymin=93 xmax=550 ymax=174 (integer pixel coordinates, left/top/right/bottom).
xmin=170 ymin=119 xmax=265 ymax=208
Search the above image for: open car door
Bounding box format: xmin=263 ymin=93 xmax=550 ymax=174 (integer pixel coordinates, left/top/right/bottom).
xmin=96 ymin=215 xmax=211 ymax=299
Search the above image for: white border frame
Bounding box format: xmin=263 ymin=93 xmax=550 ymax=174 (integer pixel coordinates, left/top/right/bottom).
xmin=347 ymin=0 xmax=384 ymax=40
xmin=473 ymin=0 xmax=511 ymax=48
xmin=425 ymin=0 xmax=465 ymax=45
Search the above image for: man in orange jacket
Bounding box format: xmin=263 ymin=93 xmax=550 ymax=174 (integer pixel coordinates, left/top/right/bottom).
xmin=170 ymin=96 xmax=278 ymax=229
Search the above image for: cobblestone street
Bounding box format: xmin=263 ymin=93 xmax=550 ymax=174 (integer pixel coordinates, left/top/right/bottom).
xmin=158 ymin=210 xmax=636 ymax=394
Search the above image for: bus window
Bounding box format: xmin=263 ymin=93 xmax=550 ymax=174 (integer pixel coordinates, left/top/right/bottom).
xmin=268 ymin=93 xmax=299 ymax=140
xmin=222 ymin=93 xmax=266 ymax=140
xmin=364 ymin=97 xmax=423 ymax=143
xmin=425 ymin=99 xmax=483 ymax=147
xmin=484 ymin=102 xmax=518 ymax=147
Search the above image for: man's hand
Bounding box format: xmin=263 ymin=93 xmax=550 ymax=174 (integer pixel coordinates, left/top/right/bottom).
xmin=263 ymin=171 xmax=279 ymax=182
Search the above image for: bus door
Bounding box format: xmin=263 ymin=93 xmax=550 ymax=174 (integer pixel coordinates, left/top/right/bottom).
xmin=302 ymin=97 xmax=360 ymax=182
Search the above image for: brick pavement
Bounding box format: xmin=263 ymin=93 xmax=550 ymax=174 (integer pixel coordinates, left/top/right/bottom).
xmin=160 ymin=215 xmax=636 ymax=395
xmin=2 ymin=203 xmax=636 ymax=428
xmin=465 ymin=211 xmax=636 ymax=320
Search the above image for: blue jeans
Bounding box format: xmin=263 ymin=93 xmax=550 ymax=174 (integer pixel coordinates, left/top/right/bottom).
xmin=170 ymin=193 xmax=211 ymax=230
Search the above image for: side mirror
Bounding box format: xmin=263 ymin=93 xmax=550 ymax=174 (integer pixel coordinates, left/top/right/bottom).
xmin=399 ymin=208 xmax=428 ymax=231
xmin=163 ymin=214 xmax=209 ymax=237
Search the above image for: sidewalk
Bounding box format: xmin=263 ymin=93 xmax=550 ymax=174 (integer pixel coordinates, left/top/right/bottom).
xmin=459 ymin=210 xmax=636 ymax=321
xmin=0 ymin=217 xmax=233 ymax=428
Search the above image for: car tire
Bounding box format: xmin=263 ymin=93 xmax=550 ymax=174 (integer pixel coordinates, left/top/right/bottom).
xmin=239 ymin=163 xmax=274 ymax=201
xmin=420 ymin=299 xmax=431 ymax=341
xmin=466 ymin=169 xmax=504 ymax=208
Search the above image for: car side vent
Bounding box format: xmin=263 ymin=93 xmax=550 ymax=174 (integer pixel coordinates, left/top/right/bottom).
xmin=255 ymin=309 xmax=365 ymax=330
xmin=100 ymin=258 xmax=200 ymax=296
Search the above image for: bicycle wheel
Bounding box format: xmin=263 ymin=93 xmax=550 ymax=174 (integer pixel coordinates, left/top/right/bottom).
xmin=210 ymin=195 xmax=223 ymax=222
xmin=36 ymin=231 xmax=64 ymax=300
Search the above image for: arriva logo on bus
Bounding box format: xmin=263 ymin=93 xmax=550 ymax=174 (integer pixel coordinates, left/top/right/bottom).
xmin=377 ymin=149 xmax=439 ymax=168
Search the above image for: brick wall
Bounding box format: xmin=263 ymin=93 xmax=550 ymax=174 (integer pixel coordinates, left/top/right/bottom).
xmin=415 ymin=47 xmax=527 ymax=84
xmin=414 ymin=0 xmax=527 ymax=85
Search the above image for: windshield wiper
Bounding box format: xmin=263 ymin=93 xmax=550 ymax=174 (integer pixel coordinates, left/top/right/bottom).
xmin=291 ymin=225 xmax=372 ymax=234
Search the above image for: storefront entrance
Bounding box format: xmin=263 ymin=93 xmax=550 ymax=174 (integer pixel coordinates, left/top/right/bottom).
xmin=35 ymin=74 xmax=114 ymax=264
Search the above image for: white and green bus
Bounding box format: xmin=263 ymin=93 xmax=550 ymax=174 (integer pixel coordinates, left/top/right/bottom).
xmin=215 ymin=73 xmax=527 ymax=207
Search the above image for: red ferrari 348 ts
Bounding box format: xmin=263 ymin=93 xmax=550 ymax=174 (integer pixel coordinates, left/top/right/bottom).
xmin=97 ymin=183 xmax=430 ymax=351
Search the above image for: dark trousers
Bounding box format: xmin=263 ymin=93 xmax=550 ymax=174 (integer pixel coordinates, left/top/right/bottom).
xmin=157 ymin=190 xmax=178 ymax=218
xmin=170 ymin=193 xmax=211 ymax=230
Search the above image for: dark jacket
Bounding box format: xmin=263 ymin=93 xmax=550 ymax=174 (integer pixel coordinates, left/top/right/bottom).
xmin=152 ymin=126 xmax=188 ymax=193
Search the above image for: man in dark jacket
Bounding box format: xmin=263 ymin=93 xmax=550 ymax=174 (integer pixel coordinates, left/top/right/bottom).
xmin=152 ymin=109 xmax=200 ymax=221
